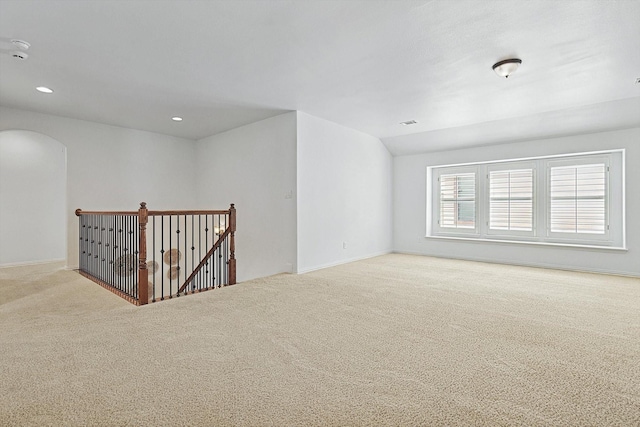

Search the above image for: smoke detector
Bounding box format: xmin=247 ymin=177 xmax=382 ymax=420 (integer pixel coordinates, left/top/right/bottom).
xmin=12 ymin=51 xmax=29 ymax=60
xmin=11 ymin=39 xmax=31 ymax=50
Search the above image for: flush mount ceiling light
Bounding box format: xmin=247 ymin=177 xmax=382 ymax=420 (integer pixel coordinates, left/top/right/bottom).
xmin=171 ymin=116 xmax=183 ymax=122
xmin=11 ymin=39 xmax=31 ymax=50
xmin=36 ymin=86 xmax=54 ymax=94
xmin=492 ymin=58 xmax=522 ymax=78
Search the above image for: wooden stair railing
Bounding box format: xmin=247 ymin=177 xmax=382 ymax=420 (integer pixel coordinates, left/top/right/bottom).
xmin=179 ymin=227 xmax=230 ymax=294
xmin=76 ymin=203 xmax=236 ymax=305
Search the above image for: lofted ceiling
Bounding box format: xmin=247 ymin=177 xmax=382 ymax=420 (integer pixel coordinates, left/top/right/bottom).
xmin=0 ymin=0 xmax=639 ymax=155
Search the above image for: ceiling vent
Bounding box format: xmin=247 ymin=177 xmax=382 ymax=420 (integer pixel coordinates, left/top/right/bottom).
xmin=400 ymin=120 xmax=418 ymax=126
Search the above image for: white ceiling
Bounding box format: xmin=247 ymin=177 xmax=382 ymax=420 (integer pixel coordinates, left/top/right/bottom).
xmin=1 ymin=0 xmax=639 ymax=155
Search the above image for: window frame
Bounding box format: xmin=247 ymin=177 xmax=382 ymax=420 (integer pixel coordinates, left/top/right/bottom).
xmin=426 ymin=150 xmax=625 ymax=249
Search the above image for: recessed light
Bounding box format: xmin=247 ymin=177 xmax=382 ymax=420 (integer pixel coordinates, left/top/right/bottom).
xmin=36 ymin=86 xmax=54 ymax=94
xmin=171 ymin=117 xmax=183 ymax=122
xmin=400 ymin=120 xmax=418 ymax=126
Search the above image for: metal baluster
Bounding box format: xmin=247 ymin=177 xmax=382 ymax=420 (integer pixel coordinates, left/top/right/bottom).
xmin=217 ymin=214 xmax=221 ymax=287
xmin=131 ymin=215 xmax=134 ymax=297
xmin=125 ymin=215 xmax=129 ymax=296
xmin=87 ymin=216 xmax=91 ymax=275
xmin=118 ymin=215 xmax=123 ymax=291
xmin=134 ymin=214 xmax=138 ymax=300
xmin=108 ymin=216 xmax=113 ymax=288
xmin=224 ymin=213 xmax=229 ymax=285
xmin=169 ymin=215 xmax=173 ymax=298
xmin=152 ymin=215 xmax=156 ymax=302
xmin=176 ymin=214 xmax=181 ymax=297
xmin=205 ymin=215 xmax=209 ymax=289
xmin=199 ymin=216 xmax=202 ymax=291
xmin=79 ymin=217 xmax=84 ymax=271
xmin=225 ymin=227 xmax=229 ymax=285
xmin=89 ymin=216 xmax=94 ymax=277
xmin=191 ymin=215 xmax=195 ymax=292
xmin=100 ymin=215 xmax=103 ymax=285
xmin=184 ymin=215 xmax=188 ymax=293
xmin=211 ymin=215 xmax=218 ymax=289
xmin=160 ymin=215 xmax=164 ymax=301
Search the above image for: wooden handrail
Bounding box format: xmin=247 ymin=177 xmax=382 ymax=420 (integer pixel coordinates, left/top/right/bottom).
xmin=148 ymin=209 xmax=231 ymax=216
xmin=75 ymin=209 xmax=231 ymax=216
xmin=178 ymin=227 xmax=231 ymax=293
xmin=75 ymin=209 xmax=137 ymax=216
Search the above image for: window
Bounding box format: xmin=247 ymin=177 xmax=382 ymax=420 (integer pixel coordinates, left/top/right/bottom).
xmin=427 ymin=150 xmax=624 ymax=249
xmin=432 ymin=167 xmax=478 ymax=235
xmin=489 ymin=167 xmax=534 ymax=232
xmin=440 ymin=173 xmax=475 ymax=229
xmin=549 ymin=163 xmax=606 ymax=234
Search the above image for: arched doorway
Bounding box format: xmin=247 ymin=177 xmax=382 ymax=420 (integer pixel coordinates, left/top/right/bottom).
xmin=0 ymin=130 xmax=67 ymax=266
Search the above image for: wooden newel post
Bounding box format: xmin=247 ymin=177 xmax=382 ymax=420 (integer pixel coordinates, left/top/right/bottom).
xmin=228 ymin=203 xmax=236 ymax=285
xmin=138 ymin=202 xmax=149 ymax=305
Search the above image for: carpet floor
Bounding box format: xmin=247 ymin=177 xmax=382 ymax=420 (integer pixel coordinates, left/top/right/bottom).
xmin=1 ymin=254 xmax=639 ymax=426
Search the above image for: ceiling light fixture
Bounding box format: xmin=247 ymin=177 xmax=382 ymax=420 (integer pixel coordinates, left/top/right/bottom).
xmin=36 ymin=86 xmax=54 ymax=94
xmin=400 ymin=120 xmax=418 ymax=126
xmin=11 ymin=39 xmax=31 ymax=50
xmin=492 ymin=58 xmax=522 ymax=78
xmin=171 ymin=116 xmax=183 ymax=122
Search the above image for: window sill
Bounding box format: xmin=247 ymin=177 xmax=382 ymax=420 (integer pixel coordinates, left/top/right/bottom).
xmin=424 ymin=235 xmax=627 ymax=251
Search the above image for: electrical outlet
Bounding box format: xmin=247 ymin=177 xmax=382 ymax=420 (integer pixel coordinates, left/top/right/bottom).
xmin=342 ymin=241 xmax=347 ymax=249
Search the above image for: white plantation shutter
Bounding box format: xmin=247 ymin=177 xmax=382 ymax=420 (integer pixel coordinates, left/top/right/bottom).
xmin=550 ymin=163 xmax=607 ymax=234
xmin=440 ymin=173 xmax=475 ymax=229
xmin=489 ymin=169 xmax=533 ymax=231
xmin=430 ymin=150 xmax=621 ymax=247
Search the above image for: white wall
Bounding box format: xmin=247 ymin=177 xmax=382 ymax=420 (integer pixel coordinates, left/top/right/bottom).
xmin=0 ymin=130 xmax=66 ymax=266
xmin=0 ymin=107 xmax=198 ymax=268
xmin=393 ymin=127 xmax=640 ymax=277
xmin=195 ymin=112 xmax=297 ymax=282
xmin=296 ymin=112 xmax=393 ymax=273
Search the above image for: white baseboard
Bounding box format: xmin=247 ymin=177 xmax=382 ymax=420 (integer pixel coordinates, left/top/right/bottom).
xmin=392 ymin=250 xmax=640 ymax=278
xmin=0 ymin=258 xmax=66 ymax=269
xmin=296 ymin=250 xmax=392 ymax=274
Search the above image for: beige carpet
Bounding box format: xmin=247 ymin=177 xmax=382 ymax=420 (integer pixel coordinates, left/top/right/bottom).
xmin=1 ymin=254 xmax=639 ymax=426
